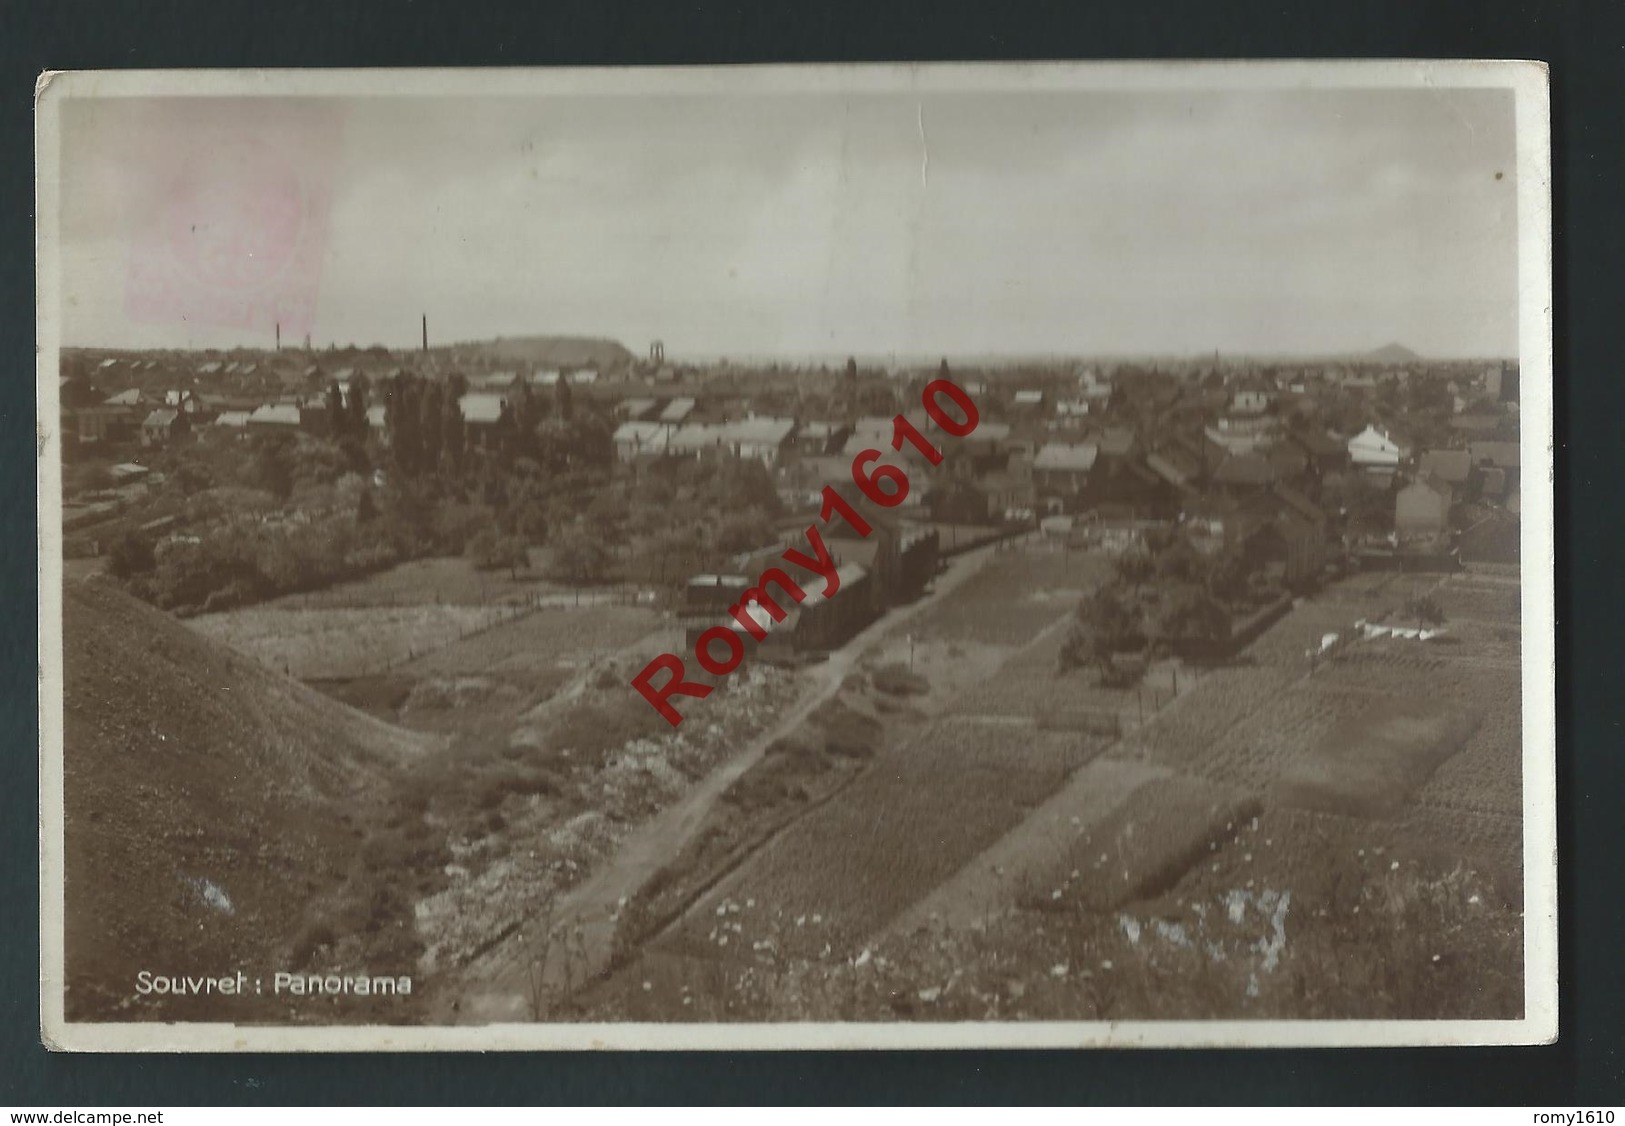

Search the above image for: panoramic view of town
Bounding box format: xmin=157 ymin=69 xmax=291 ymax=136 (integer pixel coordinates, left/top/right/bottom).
xmin=58 ymin=334 xmax=1524 ymax=1024
xmin=45 ymin=78 xmax=1533 ymax=1035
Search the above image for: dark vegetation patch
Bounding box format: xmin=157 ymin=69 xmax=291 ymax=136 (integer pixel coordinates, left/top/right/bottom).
xmin=870 ymin=663 xmax=931 ymax=697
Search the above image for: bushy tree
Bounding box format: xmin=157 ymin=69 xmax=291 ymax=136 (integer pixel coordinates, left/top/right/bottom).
xmin=550 ymin=525 xmax=612 ymax=585
xmin=467 ymin=527 xmax=530 ymax=577
xmin=1059 ymin=585 xmax=1141 ymax=676
xmin=1114 ymin=549 xmax=1155 ymax=588
xmin=420 ymin=382 xmax=445 ymax=472
xmin=441 ymin=393 xmax=465 ymax=477
xmin=512 ymin=498 xmax=550 ymax=545
xmin=1155 ymin=584 xmax=1231 ymax=646
xmin=348 ymin=372 xmax=370 ymax=439
xmin=388 ymin=374 xmax=422 ymax=475
xmin=1204 ymin=548 xmax=1252 ymax=603
xmin=325 ymin=380 xmax=346 ymax=439
xmin=1404 ymin=594 xmax=1446 ymax=626
xmin=509 ymin=382 xmax=542 ymax=457
xmin=172 ymin=462 xmax=214 ymax=496
xmin=245 ymin=434 xmax=296 ymax=500
xmin=106 ymin=531 xmax=155 ymax=578
xmin=1152 ymin=535 xmax=1204 ymax=584
xmin=555 ymin=375 xmax=574 ymax=423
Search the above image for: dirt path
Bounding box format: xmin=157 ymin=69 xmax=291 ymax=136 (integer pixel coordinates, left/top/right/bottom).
xmin=440 ymin=539 xmax=1010 ymax=1023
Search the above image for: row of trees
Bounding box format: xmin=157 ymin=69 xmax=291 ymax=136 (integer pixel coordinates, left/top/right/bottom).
xmin=381 ymin=372 xmax=470 ymax=477
xmin=377 ymin=369 xmax=613 ymax=480
xmin=324 ymin=372 xmax=371 ymax=442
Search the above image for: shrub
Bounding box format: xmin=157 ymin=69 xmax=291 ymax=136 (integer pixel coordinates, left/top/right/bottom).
xmin=550 ymin=526 xmax=613 ymax=585
xmin=1405 ymin=594 xmax=1447 ymax=626
xmin=810 ymin=699 xmax=883 ymax=758
xmin=468 ymin=528 xmax=530 ymax=574
xmin=871 ymin=663 xmax=930 ymax=697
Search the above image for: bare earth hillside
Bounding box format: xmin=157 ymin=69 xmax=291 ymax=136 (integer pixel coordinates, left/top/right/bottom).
xmin=61 ymin=578 xmax=440 ymax=1023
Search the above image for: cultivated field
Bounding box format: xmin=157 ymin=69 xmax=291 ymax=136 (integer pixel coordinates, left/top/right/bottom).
xmin=189 ymin=603 xmax=525 ymax=680
xmin=263 ymin=550 xmax=570 ymax=609
xmin=582 ymin=559 xmax=1527 ymax=1022
xmin=597 ymin=544 xmax=1118 ymax=982
xmin=671 ymin=718 xmax=1092 ymax=959
xmin=191 ymin=556 xmax=661 ymax=699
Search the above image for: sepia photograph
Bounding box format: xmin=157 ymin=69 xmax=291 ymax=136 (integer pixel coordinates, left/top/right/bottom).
xmin=35 ymin=61 xmax=1554 ymax=1051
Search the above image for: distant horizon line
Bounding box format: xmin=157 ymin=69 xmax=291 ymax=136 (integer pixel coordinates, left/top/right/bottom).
xmin=59 ymin=340 xmax=1516 ymax=366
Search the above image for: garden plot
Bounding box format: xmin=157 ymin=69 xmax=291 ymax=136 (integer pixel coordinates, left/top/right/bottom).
xmin=190 ymin=603 xmax=514 ymax=680
xmin=907 ymin=548 xmax=1109 ymax=646
xmin=399 ymin=604 xmax=664 ymax=680
xmin=1185 ymin=686 xmax=1361 ymax=793
xmin=1116 ymin=665 xmax=1301 ymax=770
xmin=1268 ymin=702 xmax=1480 ymax=819
xmin=310 ymin=607 xmax=666 ymax=727
xmin=1393 ymin=803 xmax=1522 ymax=874
xmin=942 ymin=624 xmax=1148 ymax=725
xmin=671 ymin=719 xmax=1092 ymax=961
xmin=857 ymin=636 xmax=1014 ymax=713
xmin=259 ymin=551 xmax=566 ymax=609
xmin=1319 ymin=641 xmax=1516 ymax=696
xmin=1034 ymin=775 xmax=1261 ymax=914
xmin=1436 ymin=582 xmax=1522 ymax=626
xmin=1412 ymin=709 xmax=1522 ymax=815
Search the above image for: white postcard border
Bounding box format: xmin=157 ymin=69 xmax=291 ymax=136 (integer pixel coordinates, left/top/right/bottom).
xmin=35 ymin=58 xmax=1555 ymax=1052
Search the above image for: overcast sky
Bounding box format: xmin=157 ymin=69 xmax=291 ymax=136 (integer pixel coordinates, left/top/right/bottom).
xmin=57 ymin=86 xmax=1519 ymax=359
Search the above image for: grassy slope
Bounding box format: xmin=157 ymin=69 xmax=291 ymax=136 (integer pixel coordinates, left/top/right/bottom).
xmin=61 ymin=578 xmax=440 ymax=1022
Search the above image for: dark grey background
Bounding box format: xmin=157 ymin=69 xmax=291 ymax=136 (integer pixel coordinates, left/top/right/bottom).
xmin=5 ymin=0 xmax=1621 ymax=1105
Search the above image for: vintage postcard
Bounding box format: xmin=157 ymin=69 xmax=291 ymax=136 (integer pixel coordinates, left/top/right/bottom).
xmin=36 ymin=61 xmax=1554 ymax=1051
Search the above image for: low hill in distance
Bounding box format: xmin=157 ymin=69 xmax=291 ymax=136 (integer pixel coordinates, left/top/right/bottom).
xmin=60 ymin=578 xmax=441 ymax=1024
xmin=1366 ymin=342 xmax=1423 ymax=364
xmin=450 ymin=334 xmax=636 ymax=370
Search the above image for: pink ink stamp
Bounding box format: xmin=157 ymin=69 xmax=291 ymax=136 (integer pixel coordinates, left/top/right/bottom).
xmin=124 ymin=101 xmax=344 ymax=341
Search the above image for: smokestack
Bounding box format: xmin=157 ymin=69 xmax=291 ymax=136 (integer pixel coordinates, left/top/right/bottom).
xmin=275 ymin=321 xmax=281 ymax=351
xmin=421 ymin=314 xmax=428 ymax=353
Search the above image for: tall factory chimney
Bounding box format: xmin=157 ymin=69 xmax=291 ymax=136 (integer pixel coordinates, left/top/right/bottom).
xmin=422 ymin=314 xmax=428 ymax=353
xmin=275 ymin=321 xmax=281 ymax=351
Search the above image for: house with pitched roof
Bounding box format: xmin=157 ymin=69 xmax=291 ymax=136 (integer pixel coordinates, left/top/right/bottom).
xmin=1211 ymin=451 xmax=1278 ymax=495
xmin=1468 ymin=440 xmax=1521 ymax=500
xmin=458 ymin=392 xmax=511 ymax=450
xmin=246 ymin=403 xmax=302 ymax=433
xmin=140 ymin=407 xmax=189 ymax=447
xmin=1418 ymin=448 xmax=1473 ymax=487
xmin=1032 ymin=442 xmax=1098 ymax=512
xmin=1395 ymin=475 xmax=1453 ymax=538
xmin=1288 ymin=428 xmax=1349 ymax=475
xmin=1347 ymin=424 xmax=1411 ymax=472
xmin=613 ymin=420 xmax=670 ymax=463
